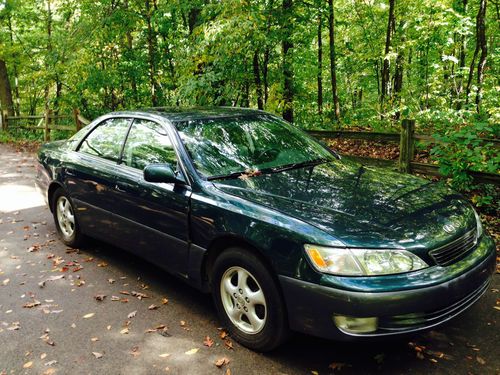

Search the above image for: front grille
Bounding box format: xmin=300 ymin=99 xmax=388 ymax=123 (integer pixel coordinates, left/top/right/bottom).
xmin=379 ymin=278 xmax=489 ymax=331
xmin=429 ymin=228 xmax=478 ymax=266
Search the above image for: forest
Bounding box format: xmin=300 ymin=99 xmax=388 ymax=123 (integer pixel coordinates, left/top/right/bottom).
xmin=0 ymin=0 xmax=498 ymax=195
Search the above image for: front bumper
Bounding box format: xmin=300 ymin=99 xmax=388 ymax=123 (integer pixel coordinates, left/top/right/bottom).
xmin=279 ymin=234 xmax=496 ymax=340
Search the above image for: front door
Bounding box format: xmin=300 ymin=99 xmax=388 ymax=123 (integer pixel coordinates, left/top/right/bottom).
xmin=111 ymin=118 xmax=191 ymax=277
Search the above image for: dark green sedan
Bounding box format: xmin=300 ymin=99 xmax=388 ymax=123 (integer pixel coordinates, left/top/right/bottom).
xmin=35 ymin=108 xmax=496 ymax=351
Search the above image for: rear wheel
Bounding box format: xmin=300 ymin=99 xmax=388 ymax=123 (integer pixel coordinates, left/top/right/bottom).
xmin=52 ymin=188 xmax=84 ymax=247
xmin=212 ymin=247 xmax=289 ymax=351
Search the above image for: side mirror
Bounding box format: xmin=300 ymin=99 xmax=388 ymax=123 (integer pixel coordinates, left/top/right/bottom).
xmin=144 ymin=163 xmax=183 ymax=184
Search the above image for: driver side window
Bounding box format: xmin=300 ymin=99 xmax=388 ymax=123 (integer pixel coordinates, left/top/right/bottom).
xmin=122 ymin=119 xmax=177 ymax=170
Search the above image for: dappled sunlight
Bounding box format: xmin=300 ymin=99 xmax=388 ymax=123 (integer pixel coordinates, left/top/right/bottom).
xmin=0 ymin=183 xmax=44 ymax=213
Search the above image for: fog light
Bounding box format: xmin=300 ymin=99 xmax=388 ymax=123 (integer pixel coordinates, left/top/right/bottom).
xmin=334 ymin=315 xmax=378 ymax=334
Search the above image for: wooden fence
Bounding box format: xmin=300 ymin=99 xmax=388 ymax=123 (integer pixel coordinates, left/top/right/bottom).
xmin=0 ymin=111 xmax=497 ymax=185
xmin=307 ymin=119 xmax=499 ymax=186
xmin=1 ymin=109 xmax=90 ymax=141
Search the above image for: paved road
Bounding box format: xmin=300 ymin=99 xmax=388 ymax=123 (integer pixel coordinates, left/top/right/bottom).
xmin=0 ymin=143 xmax=498 ymax=375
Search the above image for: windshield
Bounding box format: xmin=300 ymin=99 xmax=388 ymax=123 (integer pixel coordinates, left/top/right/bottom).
xmin=175 ymin=114 xmax=336 ymax=178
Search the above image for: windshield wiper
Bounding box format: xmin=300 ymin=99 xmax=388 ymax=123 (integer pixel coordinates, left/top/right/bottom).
xmin=268 ymin=158 xmax=329 ymax=173
xmin=207 ymin=171 xmax=246 ymax=181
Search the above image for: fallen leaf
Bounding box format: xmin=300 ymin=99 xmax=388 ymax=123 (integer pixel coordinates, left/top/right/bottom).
xmin=185 ymin=348 xmax=199 ymax=355
xmin=127 ymin=311 xmax=137 ymax=319
xmin=94 ymin=294 xmax=106 ymax=302
xmin=91 ymin=337 xmax=99 ymax=342
xmin=203 ymin=336 xmax=214 ymax=347
xmin=92 ymin=352 xmax=103 ymax=359
xmin=130 ymin=346 xmax=140 ymax=357
xmin=329 ymin=362 xmax=347 ymax=371
xmin=224 ymin=339 xmax=234 ymax=350
xmin=159 ymin=353 xmax=171 ymax=358
xmin=161 ymin=298 xmax=169 ymax=305
xmin=477 ymin=356 xmax=486 ymax=365
xmin=45 ymin=360 xmax=57 ymax=366
xmin=83 ymin=313 xmax=95 ymax=319
xmin=148 ymin=304 xmax=159 ymax=310
xmin=43 ymin=369 xmax=56 ymax=375
xmin=219 ymin=330 xmax=228 ymax=339
xmin=180 ymin=320 xmax=187 ymax=327
xmin=131 ymin=291 xmax=149 ymax=300
xmin=23 ymin=300 xmax=41 ymax=308
xmin=97 ymin=262 xmax=108 ymax=267
xmin=120 ymin=291 xmax=130 ymax=295
xmin=2 ymin=278 xmax=10 ymax=286
xmin=215 ymin=357 xmax=230 ymax=367
xmin=120 ymin=328 xmax=129 ymax=334
xmin=41 ymin=353 xmax=47 ymax=359
xmin=108 ymin=278 xmax=115 ymax=284
xmin=23 ymin=361 xmax=33 ymax=368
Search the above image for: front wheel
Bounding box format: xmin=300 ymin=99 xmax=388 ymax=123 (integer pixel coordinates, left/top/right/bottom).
xmin=52 ymin=188 xmax=84 ymax=247
xmin=212 ymin=247 xmax=289 ymax=351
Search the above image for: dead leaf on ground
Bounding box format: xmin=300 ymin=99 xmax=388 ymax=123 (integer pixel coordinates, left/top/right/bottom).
xmin=148 ymin=304 xmax=159 ymax=310
xmin=92 ymin=352 xmax=103 ymax=359
xmin=224 ymin=339 xmax=234 ymax=350
xmin=131 ymin=291 xmax=149 ymax=300
xmin=108 ymin=278 xmax=115 ymax=284
xmin=130 ymin=346 xmax=140 ymax=357
xmin=42 ymin=369 xmax=56 ymax=375
xmin=83 ymin=313 xmax=95 ymax=319
xmin=329 ymin=362 xmax=348 ymax=371
xmin=477 ymin=356 xmax=486 ymax=365
xmin=225 ymin=368 xmax=231 ymax=375
xmin=215 ymin=357 xmax=230 ymax=368
xmin=2 ymin=279 xmax=10 ymax=286
xmin=161 ymin=298 xmax=169 ymax=305
xmin=120 ymin=290 xmax=130 ymax=295
xmin=23 ymin=361 xmax=33 ymax=369
xmin=94 ymin=294 xmax=106 ymax=301
xmin=219 ymin=329 xmax=229 ymax=339
xmin=91 ymin=337 xmax=99 ymax=342
xmin=127 ymin=311 xmax=137 ymax=319
xmin=185 ymin=348 xmax=199 ymax=355
xmin=97 ymin=262 xmax=108 ymax=267
xmin=23 ymin=300 xmax=41 ymax=308
xmin=120 ymin=328 xmax=130 ymax=334
xmin=159 ymin=353 xmax=170 ymax=358
xmin=203 ymin=336 xmax=214 ymax=347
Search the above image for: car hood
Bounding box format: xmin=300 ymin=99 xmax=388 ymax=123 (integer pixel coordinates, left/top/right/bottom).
xmin=212 ymin=158 xmax=476 ymax=250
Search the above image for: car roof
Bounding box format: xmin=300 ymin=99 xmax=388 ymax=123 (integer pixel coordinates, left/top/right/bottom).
xmin=110 ymin=107 xmax=266 ymax=123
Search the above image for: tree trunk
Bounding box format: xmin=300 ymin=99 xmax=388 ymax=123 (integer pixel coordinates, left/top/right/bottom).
xmin=475 ymin=0 xmax=488 ymax=112
xmin=282 ymin=0 xmax=294 ymax=123
xmin=45 ymin=0 xmax=53 ymax=111
xmin=145 ymin=0 xmax=160 ymax=106
xmin=381 ymin=0 xmax=395 ymax=112
xmin=393 ymin=50 xmax=404 ymax=119
xmin=7 ymin=14 xmax=20 ymax=115
xmin=253 ymin=51 xmax=264 ymax=110
xmin=455 ymin=0 xmax=468 ymax=109
xmin=465 ymin=0 xmax=487 ymax=107
xmin=327 ymin=0 xmax=340 ymax=121
xmin=317 ymin=10 xmax=323 ymax=115
xmin=0 ymin=59 xmax=15 ymax=116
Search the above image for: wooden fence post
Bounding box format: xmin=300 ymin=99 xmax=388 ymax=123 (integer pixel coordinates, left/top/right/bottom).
xmin=1 ymin=110 xmax=8 ymax=131
xmin=398 ymin=119 xmax=415 ymax=173
xmin=44 ymin=109 xmax=53 ymax=142
xmin=73 ymin=108 xmax=81 ymax=132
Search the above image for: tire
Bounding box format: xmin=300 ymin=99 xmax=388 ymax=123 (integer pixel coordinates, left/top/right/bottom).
xmin=212 ymin=247 xmax=289 ymax=351
xmin=52 ymin=188 xmax=84 ymax=247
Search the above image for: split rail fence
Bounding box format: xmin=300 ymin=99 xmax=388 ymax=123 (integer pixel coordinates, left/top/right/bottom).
xmin=307 ymin=119 xmax=499 ymax=186
xmin=1 ymin=112 xmax=498 ymax=185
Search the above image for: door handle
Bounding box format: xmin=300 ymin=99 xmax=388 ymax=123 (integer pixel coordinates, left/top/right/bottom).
xmin=114 ymin=184 xmax=126 ymax=193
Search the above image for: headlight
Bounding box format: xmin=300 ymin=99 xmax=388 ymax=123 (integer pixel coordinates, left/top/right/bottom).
xmin=304 ymin=244 xmax=428 ymax=276
xmin=473 ymin=209 xmax=483 ymax=239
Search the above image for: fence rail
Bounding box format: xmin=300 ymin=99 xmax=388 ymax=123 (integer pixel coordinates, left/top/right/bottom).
xmin=1 ymin=109 xmax=90 ymax=141
xmin=307 ymin=119 xmax=499 ymax=186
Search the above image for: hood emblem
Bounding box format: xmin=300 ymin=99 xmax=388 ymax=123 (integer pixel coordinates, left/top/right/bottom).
xmin=443 ymin=223 xmax=457 ymax=234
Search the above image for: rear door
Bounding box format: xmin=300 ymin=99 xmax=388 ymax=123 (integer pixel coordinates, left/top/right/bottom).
xmin=110 ymin=118 xmax=191 ymax=276
xmin=64 ymin=117 xmax=132 ymax=240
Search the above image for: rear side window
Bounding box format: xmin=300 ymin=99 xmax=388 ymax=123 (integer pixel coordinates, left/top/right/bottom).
xmin=122 ymin=119 xmax=177 ymax=170
xmin=78 ymin=118 xmax=131 ymax=162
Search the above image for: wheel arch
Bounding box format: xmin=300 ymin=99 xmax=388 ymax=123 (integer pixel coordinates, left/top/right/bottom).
xmin=47 ymin=182 xmax=65 ymax=212
xmin=202 ymin=234 xmax=280 ymax=291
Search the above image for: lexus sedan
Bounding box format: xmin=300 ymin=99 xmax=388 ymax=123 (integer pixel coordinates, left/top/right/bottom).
xmin=35 ymin=107 xmax=496 ymax=351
